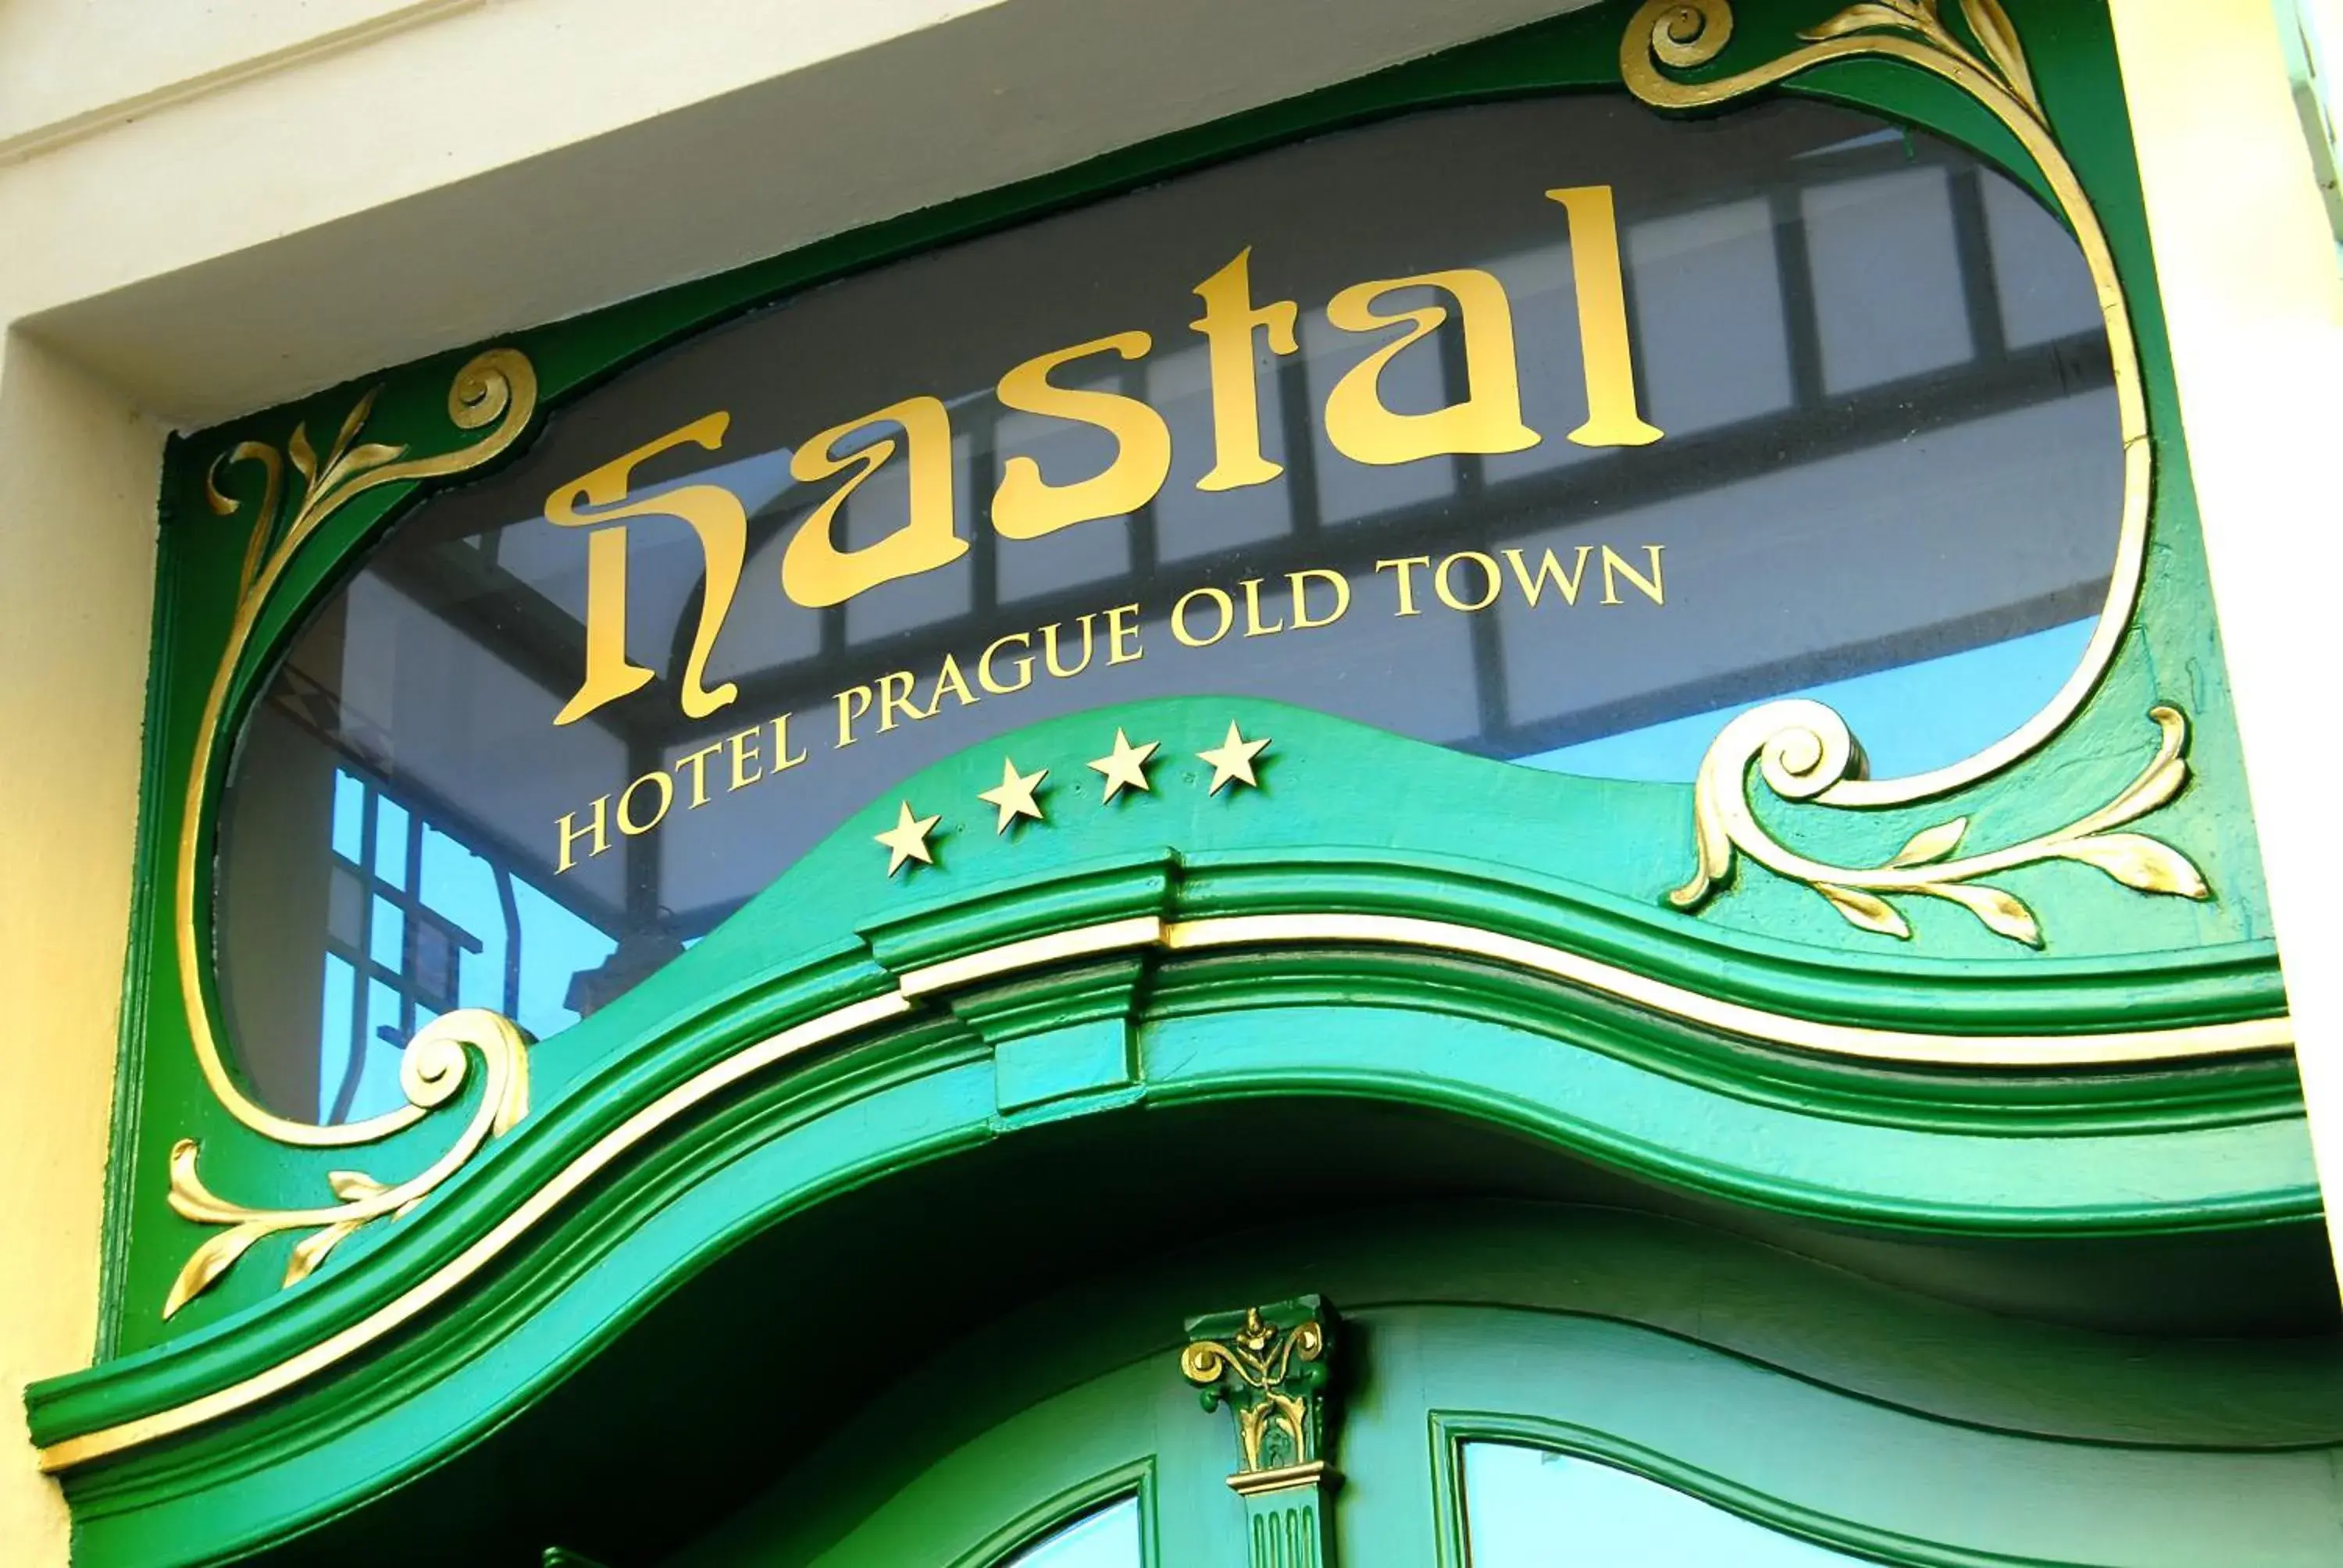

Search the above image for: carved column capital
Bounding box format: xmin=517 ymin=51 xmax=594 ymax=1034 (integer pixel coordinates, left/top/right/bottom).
xmin=1182 ymin=1295 xmax=1338 ymax=1565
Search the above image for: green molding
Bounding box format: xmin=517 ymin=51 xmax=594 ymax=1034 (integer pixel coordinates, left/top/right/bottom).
xmin=30 ymin=913 xmax=2323 ymax=1556
xmin=41 ymin=697 xmax=2318 ymax=1435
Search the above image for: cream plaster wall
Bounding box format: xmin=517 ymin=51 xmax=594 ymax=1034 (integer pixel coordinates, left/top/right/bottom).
xmin=1 ymin=1 xmax=2338 ymax=1562
xmin=0 ymin=333 xmax=165 ymax=1565
xmin=2107 ymin=0 xmax=2343 ymax=1285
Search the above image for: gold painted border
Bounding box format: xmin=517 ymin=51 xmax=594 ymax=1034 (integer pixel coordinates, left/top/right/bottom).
xmin=185 ymin=351 xmax=539 ymax=1146
xmin=43 ymin=911 xmax=2287 ymax=1472
xmin=1623 ymin=0 xmax=2152 ymax=810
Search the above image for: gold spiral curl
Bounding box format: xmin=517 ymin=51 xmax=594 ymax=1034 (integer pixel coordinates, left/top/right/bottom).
xmin=1643 ymin=0 xmax=1733 ymax=69
xmin=162 ymin=1010 xmax=531 ymax=1319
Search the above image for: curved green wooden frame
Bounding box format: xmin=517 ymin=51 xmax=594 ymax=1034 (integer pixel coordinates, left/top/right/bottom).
xmin=34 ymin=935 xmax=2329 ymax=1565
xmin=36 ymin=2 xmax=2320 ymax=1563
xmin=679 ymin=1206 xmax=2343 ymax=1568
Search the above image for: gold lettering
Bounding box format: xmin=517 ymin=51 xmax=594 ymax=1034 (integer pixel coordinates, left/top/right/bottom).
xmin=1545 ymin=187 xmax=1664 ymax=448
xmin=1240 ymin=577 xmax=1285 ymax=637
xmin=555 ymin=796 xmax=609 ymax=875
xmin=979 ymin=632 xmax=1036 ymax=693
xmin=877 ymin=670 xmax=925 ymax=731
xmin=1289 ymin=568 xmax=1350 ymax=629
xmin=994 ymin=333 xmax=1172 ymax=539
xmin=1105 ymin=602 xmax=1143 ymax=665
xmin=931 ymin=653 xmax=978 ymax=711
xmin=835 ymin=685 xmax=874 ymax=747
xmin=1042 ymin=616 xmax=1098 ymax=679
xmin=1503 ymin=545 xmax=1594 ymax=607
xmin=1435 ymin=551 xmax=1503 ymax=613
xmin=547 ymin=412 xmax=747 ymax=725
xmin=770 ymin=714 xmax=809 ymax=771
xmin=674 ymin=741 xmax=723 ymax=807
xmin=1190 ymin=248 xmax=1300 ymax=492
xmin=1172 ymin=586 xmax=1235 ymax=647
xmin=1375 ymin=556 xmax=1432 ymax=616
xmin=785 ymin=396 xmax=965 ymax=608
xmin=1600 ymin=544 xmax=1667 ymax=605
xmin=616 ymin=771 xmax=673 ymax=837
xmin=727 ymin=726 xmax=762 ymax=791
xmin=1323 ymin=269 xmax=1539 ymax=466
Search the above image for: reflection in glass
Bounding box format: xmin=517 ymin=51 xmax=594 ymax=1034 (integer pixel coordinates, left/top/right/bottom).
xmin=1463 ymin=1442 xmax=1861 ymax=1565
xmin=294 ymin=764 xmax=618 ymax=1122
xmin=997 ymin=1495 xmax=1142 ymax=1568
xmin=212 ymin=96 xmax=2127 ymax=1116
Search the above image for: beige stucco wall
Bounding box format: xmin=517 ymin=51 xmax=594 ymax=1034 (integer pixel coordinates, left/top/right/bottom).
xmin=2109 ymin=0 xmax=2343 ymax=1277
xmin=0 ymin=1 xmax=2335 ymax=1561
xmin=0 ymin=333 xmax=165 ymax=1566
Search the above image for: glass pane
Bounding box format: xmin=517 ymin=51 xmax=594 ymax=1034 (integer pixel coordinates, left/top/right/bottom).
xmin=1463 ymin=1442 xmax=1863 ymax=1565
xmin=212 ymin=94 xmax=2124 ymax=1116
xmin=998 ymin=1495 xmax=1143 ymax=1568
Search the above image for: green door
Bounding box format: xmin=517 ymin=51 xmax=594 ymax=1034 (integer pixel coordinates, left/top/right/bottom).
xmin=666 ymin=1205 xmax=2343 ymax=1568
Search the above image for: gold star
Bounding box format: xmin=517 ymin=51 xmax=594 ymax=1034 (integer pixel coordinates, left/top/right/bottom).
xmin=1197 ymin=721 xmax=1271 ymax=794
xmin=1087 ymin=728 xmax=1160 ymax=802
xmin=977 ymin=756 xmax=1048 ymax=834
xmin=874 ymin=800 xmax=942 ymax=875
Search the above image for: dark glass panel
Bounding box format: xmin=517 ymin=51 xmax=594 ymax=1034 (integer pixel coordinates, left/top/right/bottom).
xmin=212 ymin=96 xmax=2120 ymax=1117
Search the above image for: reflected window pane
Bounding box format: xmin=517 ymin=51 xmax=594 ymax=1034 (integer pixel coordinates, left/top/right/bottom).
xmin=1464 ymin=1443 xmax=1860 ymax=1565
xmin=997 ymin=1495 xmax=1142 ymax=1568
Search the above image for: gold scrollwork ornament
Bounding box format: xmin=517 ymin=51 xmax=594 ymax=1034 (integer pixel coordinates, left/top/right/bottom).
xmin=164 ymin=1010 xmax=530 ymax=1319
xmin=165 ymin=350 xmax=541 ymax=1317
xmin=1624 ymin=1 xmax=2208 ymax=947
xmin=1672 ymin=703 xmax=2208 ymax=947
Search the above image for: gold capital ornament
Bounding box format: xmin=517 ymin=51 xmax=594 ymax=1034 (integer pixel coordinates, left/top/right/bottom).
xmin=1182 ymin=1297 xmax=1339 ymax=1564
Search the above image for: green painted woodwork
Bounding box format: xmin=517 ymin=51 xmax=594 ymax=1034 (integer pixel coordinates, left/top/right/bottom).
xmin=38 ymin=2 xmax=2332 ymax=1565
xmin=33 ymin=968 xmax=2338 ymax=1565
xmin=678 ymin=1206 xmax=2343 ymax=1568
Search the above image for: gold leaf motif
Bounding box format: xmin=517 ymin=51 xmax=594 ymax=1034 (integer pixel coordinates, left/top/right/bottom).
xmin=1815 ymin=882 xmax=1912 ymax=938
xmin=287 ymin=422 xmax=319 ymax=486
xmin=2055 ymin=833 xmax=2209 ymax=899
xmin=1888 ymin=816 xmax=1968 ymax=868
xmin=1960 ymin=0 xmax=2038 ymax=110
xmin=337 ymin=441 xmax=407 ymax=482
xmin=1924 ymin=881 xmax=2042 ymax=946
xmin=329 ymin=388 xmax=380 ymax=461
xmin=326 ymin=1170 xmax=389 ymax=1202
xmin=162 ymin=1224 xmax=267 ymax=1320
xmin=1800 ymin=2 xmax=1932 ymax=42
xmin=284 ymin=1220 xmax=362 ymax=1288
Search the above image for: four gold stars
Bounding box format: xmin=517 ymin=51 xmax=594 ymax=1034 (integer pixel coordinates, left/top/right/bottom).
xmin=977 ymin=756 xmax=1049 ymax=834
xmin=878 ymin=720 xmax=1275 ymax=875
xmin=1087 ymin=728 xmax=1160 ymax=802
xmin=874 ymin=800 xmax=942 ymax=875
xmin=1196 ymin=721 xmax=1271 ymax=794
